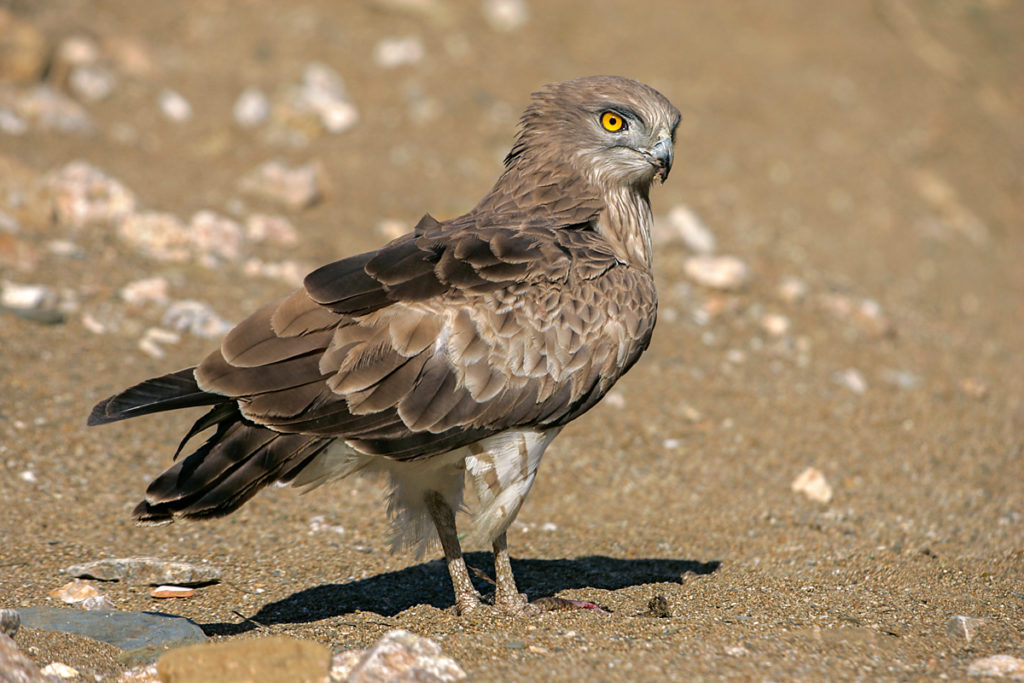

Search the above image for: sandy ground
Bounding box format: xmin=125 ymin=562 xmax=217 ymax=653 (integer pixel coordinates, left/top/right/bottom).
xmin=1 ymin=0 xmax=1022 ymax=680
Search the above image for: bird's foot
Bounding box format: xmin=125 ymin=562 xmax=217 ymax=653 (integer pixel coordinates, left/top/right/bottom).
xmin=454 ymin=593 xmax=483 ymax=616
xmin=493 ymin=590 xmax=542 ymax=616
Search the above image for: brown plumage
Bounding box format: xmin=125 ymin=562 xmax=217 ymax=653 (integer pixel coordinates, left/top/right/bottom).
xmin=89 ymin=75 xmax=680 ymax=615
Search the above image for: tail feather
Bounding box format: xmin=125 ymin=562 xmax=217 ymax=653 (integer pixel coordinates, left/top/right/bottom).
xmin=134 ymin=413 xmax=331 ymax=524
xmin=87 ymin=368 xmax=226 ymax=426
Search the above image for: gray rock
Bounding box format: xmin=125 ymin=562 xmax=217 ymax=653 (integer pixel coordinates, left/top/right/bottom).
xmin=0 ymin=609 xmax=20 ymax=637
xmin=16 ymin=607 xmax=207 ymax=665
xmin=0 ymin=633 xmax=46 ymax=683
xmin=65 ymin=557 xmax=221 ymax=586
xmin=346 ymin=629 xmax=466 ymax=682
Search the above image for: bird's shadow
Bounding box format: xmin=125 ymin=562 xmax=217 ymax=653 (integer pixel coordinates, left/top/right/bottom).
xmin=203 ymin=555 xmax=719 ymax=636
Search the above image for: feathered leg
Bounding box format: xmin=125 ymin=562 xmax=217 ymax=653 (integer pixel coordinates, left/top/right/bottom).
xmin=425 ymin=490 xmax=481 ymax=615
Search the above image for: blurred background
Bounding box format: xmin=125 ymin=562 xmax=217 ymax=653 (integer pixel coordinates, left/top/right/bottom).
xmin=1 ymin=1 xmax=1022 ymax=679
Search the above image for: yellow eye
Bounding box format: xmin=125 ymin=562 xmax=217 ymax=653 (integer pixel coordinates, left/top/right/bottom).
xmin=601 ymin=111 xmax=625 ymax=132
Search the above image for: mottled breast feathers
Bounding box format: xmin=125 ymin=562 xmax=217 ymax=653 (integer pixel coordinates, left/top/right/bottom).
xmin=193 ymin=224 xmax=656 ymax=461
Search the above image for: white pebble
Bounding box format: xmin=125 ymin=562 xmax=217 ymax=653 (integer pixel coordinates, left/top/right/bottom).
xmin=684 ymin=255 xmax=748 ymax=290
xmin=657 ymin=204 xmax=716 ymax=253
xmin=117 ymin=212 xmax=191 ymax=261
xmin=188 ymin=210 xmax=246 ymax=262
xmin=139 ymin=327 xmax=181 ymax=358
xmin=246 ymin=213 xmax=298 ymax=246
xmin=760 ymin=313 xmax=790 ymax=336
xmin=158 ymin=89 xmax=192 ymax=122
xmin=373 ymin=36 xmax=425 ymax=68
xmin=234 ymin=87 xmax=270 ymax=127
xmin=483 ymin=0 xmax=529 ymax=31
xmin=777 ymin=276 xmax=808 ymax=303
xmin=791 ymin=467 xmax=833 ymax=504
xmin=603 ymin=391 xmax=625 ymax=409
xmin=47 ymin=161 xmax=137 ymax=229
xmin=376 ymin=219 xmax=408 ymax=241
xmin=298 ymin=63 xmax=359 ymax=133
xmin=1 ymin=281 xmax=51 ymax=309
xmin=69 ymin=64 xmax=116 ymax=102
xmin=19 ymin=470 xmax=37 ymax=483
xmin=163 ymin=300 xmax=233 ymax=339
xmin=238 ymin=160 xmax=324 ymax=210
xmin=835 ymin=368 xmax=868 ymax=394
xmin=967 ymin=654 xmax=1024 ymax=678
xmin=41 ymin=663 xmax=79 ymax=679
xmin=120 ymin=277 xmax=169 ymax=306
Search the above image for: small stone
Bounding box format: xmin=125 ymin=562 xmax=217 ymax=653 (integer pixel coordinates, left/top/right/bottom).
xmin=47 ymin=161 xmax=136 ymax=229
xmin=308 ymin=515 xmax=345 ymax=535
xmin=41 ymin=662 xmax=79 ymax=679
xmin=644 ymin=595 xmax=672 ymax=618
xmin=724 ymin=645 xmax=749 ymax=656
xmin=373 ymin=36 xmax=425 ymax=68
xmin=274 ymin=62 xmax=359 ymax=138
xmin=188 ymin=210 xmax=246 ymax=262
xmin=760 ymin=313 xmax=790 ymax=336
xmin=163 ymin=300 xmax=233 ymax=339
xmin=68 ymin=64 xmax=117 ymax=102
xmin=48 ymin=578 xmax=102 ymax=604
xmin=233 ymin=86 xmax=270 ymax=127
xmin=603 ymin=391 xmax=625 ymax=409
xmin=967 ymin=654 xmax=1024 ymax=678
xmin=684 ymin=255 xmax=748 ymax=290
xmin=947 ymin=616 xmax=986 ymax=643
xmin=346 ymin=629 xmax=466 ymax=682
xmin=655 ymin=204 xmax=716 ymax=252
xmin=483 ymin=0 xmax=529 ymax=31
xmin=246 ymin=213 xmax=298 ymax=246
xmin=158 ymin=88 xmax=192 ymax=122
xmin=777 ymin=276 xmax=809 ymax=303
xmin=819 ymin=293 xmax=893 ymax=338
xmin=792 ymin=467 xmax=833 ymax=504
xmin=0 ymin=609 xmax=20 ymax=637
xmin=80 ymin=595 xmax=115 ymax=610
xmin=881 ymin=368 xmax=919 ymax=390
xmin=120 ymin=277 xmax=170 ymax=306
xmin=835 ymin=368 xmax=868 ymax=394
xmin=150 ymin=585 xmax=194 ymax=599
xmin=242 ymin=258 xmax=307 ymax=286
xmin=0 ymin=9 xmax=49 ymax=83
xmin=157 ymin=636 xmax=330 ymax=682
xmin=239 ymin=160 xmax=324 ymax=210
xmin=1 ymin=281 xmax=51 ymax=309
xmin=139 ymin=326 xmax=180 ymax=358
xmin=19 ymin=470 xmax=36 ymax=483
xmin=377 ymin=219 xmax=408 ymax=241
xmin=55 ymin=34 xmax=100 ymax=69
xmin=66 ymin=557 xmax=222 ymax=586
xmin=118 ymin=664 xmax=160 ymax=683
xmin=117 ymin=211 xmax=191 ymax=261
xmin=13 ymin=85 xmax=94 ymax=132
xmin=959 ymin=377 xmax=989 ymax=400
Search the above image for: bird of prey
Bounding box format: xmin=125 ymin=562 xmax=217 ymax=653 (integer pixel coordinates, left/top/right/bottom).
xmin=89 ymin=75 xmax=679 ymax=615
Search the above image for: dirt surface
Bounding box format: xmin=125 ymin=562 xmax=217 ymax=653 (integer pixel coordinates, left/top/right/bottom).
xmin=1 ymin=1 xmax=1022 ymax=680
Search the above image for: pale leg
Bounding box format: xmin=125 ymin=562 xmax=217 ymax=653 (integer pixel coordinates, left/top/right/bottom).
xmin=425 ymin=490 xmax=481 ymax=615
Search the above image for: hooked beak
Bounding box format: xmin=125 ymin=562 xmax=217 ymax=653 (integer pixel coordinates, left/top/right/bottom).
xmin=644 ymin=137 xmax=674 ymax=183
